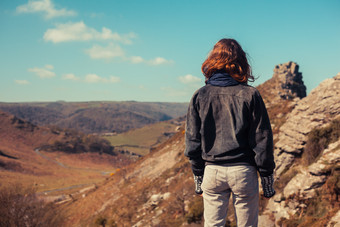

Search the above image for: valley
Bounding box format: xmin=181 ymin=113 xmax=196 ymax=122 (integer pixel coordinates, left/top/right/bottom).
xmin=0 ymin=63 xmax=339 ymax=226
xmin=0 ymin=111 xmax=130 ymax=197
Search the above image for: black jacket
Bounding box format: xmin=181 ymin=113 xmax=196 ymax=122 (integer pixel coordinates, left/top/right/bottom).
xmin=185 ymin=83 xmax=275 ymax=177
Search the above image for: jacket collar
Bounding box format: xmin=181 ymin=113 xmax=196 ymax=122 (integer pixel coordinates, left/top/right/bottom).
xmin=206 ymin=71 xmax=240 ymax=87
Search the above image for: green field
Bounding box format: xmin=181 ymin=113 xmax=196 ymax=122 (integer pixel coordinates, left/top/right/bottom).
xmin=103 ymin=121 xmax=181 ymax=156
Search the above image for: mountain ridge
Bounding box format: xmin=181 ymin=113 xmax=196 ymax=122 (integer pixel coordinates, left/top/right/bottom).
xmin=0 ymin=101 xmax=188 ymax=134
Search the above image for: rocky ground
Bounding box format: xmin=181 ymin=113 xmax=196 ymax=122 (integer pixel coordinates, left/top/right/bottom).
xmin=260 ymin=72 xmax=340 ymax=226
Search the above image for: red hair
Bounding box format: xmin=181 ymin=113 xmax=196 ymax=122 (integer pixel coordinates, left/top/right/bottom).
xmin=201 ymin=39 xmax=254 ymax=83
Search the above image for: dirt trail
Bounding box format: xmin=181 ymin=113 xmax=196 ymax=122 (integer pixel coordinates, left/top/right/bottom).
xmin=34 ymin=148 xmax=67 ymax=168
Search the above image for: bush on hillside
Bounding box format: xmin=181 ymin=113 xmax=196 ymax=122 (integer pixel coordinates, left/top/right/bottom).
xmin=303 ymin=118 xmax=340 ymax=165
xmin=94 ymin=216 xmax=107 ymax=227
xmin=185 ymin=196 xmax=204 ymax=224
xmin=0 ymin=184 xmax=62 ymax=227
xmin=42 ymin=129 xmax=116 ymax=155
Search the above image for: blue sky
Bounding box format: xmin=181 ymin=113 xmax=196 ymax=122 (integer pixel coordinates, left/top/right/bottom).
xmin=0 ymin=0 xmax=339 ymax=102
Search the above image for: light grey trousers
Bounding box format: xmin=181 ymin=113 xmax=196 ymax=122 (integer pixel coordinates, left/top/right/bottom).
xmin=201 ymin=164 xmax=259 ymax=227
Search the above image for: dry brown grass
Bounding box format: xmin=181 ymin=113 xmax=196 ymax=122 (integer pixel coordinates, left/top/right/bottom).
xmin=0 ymin=111 xmax=131 ymax=200
xmin=0 ymin=184 xmax=63 ymax=227
xmin=302 ymin=117 xmax=340 ymax=166
xmin=277 ymin=165 xmax=340 ymax=227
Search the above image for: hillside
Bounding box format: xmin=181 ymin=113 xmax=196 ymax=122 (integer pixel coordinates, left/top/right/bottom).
xmin=56 ymin=63 xmax=340 ymax=226
xmin=0 ymin=111 xmax=131 ymax=196
xmin=1 ymin=62 xmax=339 ymax=226
xmin=0 ymin=101 xmax=188 ymax=134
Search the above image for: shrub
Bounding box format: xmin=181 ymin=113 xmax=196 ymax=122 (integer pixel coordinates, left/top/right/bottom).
xmin=94 ymin=216 xmax=107 ymax=227
xmin=303 ymin=118 xmax=340 ymax=165
xmin=0 ymin=184 xmax=62 ymax=227
xmin=323 ymin=165 xmax=340 ymax=203
xmin=185 ymin=196 xmax=204 ymax=224
xmin=44 ymin=133 xmax=115 ymax=155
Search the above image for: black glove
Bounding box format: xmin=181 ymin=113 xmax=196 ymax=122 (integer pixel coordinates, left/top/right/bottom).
xmin=261 ymin=174 xmax=275 ymax=198
xmin=194 ymin=175 xmax=203 ymax=195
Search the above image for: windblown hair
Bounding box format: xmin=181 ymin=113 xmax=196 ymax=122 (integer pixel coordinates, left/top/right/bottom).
xmin=202 ymin=38 xmax=254 ymax=83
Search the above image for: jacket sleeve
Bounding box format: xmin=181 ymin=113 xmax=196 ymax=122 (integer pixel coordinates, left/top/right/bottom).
xmin=185 ymin=93 xmax=205 ymax=176
xmin=248 ymin=90 xmax=275 ymax=177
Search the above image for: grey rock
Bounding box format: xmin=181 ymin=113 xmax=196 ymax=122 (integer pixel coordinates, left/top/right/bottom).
xmin=263 ymin=72 xmax=340 ymax=225
xmin=273 ymin=61 xmax=306 ymax=99
xmin=274 ymin=73 xmax=340 ymax=176
xmin=267 ymin=140 xmax=340 ymax=224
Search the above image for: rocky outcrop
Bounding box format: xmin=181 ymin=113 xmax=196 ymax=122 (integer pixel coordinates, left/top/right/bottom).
xmin=266 ymin=139 xmax=340 ymax=223
xmin=263 ymin=73 xmax=340 ymax=226
xmin=273 ymin=61 xmax=306 ymax=100
xmin=258 ymin=62 xmax=307 ymax=108
xmin=274 ymin=73 xmax=340 ymax=176
xmin=284 ymin=140 xmax=339 ymax=198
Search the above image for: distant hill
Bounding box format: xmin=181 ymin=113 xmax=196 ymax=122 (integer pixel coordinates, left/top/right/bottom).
xmin=0 ymin=101 xmax=188 ymax=134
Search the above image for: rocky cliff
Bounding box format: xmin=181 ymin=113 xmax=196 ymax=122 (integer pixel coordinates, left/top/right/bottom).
xmin=260 ymin=72 xmax=340 ymax=226
xmin=274 ymin=73 xmax=340 ymax=176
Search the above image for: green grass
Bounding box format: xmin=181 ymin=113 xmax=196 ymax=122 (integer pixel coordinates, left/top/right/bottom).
xmin=103 ymin=121 xmax=180 ymax=156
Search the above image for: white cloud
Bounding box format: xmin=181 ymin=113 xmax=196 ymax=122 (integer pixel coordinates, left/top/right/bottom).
xmin=84 ymin=45 xmax=172 ymax=66
xmin=130 ymin=56 xmax=144 ymax=64
xmin=62 ymin=73 xmax=80 ymax=81
xmin=84 ymin=74 xmax=120 ymax=83
xmin=178 ymin=74 xmax=201 ymax=84
xmin=85 ymin=74 xmax=102 ymax=83
xmin=129 ymin=56 xmax=173 ymax=65
xmin=15 ymin=80 xmax=30 ymax=85
xmin=28 ymin=65 xmax=56 ymax=78
xmin=61 ymin=73 xmax=120 ymax=83
xmin=148 ymin=57 xmax=173 ymax=65
xmin=44 ymin=21 xmax=136 ymax=44
xmin=85 ymin=43 xmax=125 ymax=59
xmin=16 ymin=0 xmax=76 ymax=19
